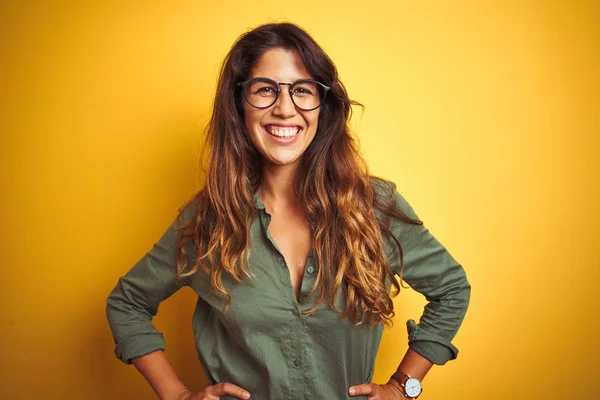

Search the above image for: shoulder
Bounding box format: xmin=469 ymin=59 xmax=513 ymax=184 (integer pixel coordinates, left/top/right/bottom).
xmin=369 ymin=176 xmax=423 ymax=244
xmin=176 ymin=191 xmax=204 ymax=222
xmin=369 ymin=176 xmax=419 ymax=221
xmin=369 ymin=176 xmax=395 ymax=197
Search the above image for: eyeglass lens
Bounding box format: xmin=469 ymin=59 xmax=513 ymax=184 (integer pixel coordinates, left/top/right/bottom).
xmin=243 ymin=78 xmax=323 ymax=110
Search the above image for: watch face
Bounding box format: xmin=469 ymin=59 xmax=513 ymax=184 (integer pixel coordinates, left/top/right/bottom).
xmin=405 ymin=377 xmax=422 ymax=397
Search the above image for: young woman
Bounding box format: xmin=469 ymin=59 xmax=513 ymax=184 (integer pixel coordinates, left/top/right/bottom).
xmin=106 ymin=22 xmax=471 ymax=400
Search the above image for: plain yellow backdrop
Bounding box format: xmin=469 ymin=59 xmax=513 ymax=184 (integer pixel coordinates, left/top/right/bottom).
xmin=1 ymin=1 xmax=598 ymax=399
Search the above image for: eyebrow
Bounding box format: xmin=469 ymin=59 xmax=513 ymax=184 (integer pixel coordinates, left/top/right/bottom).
xmin=250 ymin=76 xmax=315 ymax=83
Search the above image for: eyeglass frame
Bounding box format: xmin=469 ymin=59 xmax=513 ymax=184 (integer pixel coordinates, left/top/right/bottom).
xmin=236 ymin=77 xmax=331 ymax=111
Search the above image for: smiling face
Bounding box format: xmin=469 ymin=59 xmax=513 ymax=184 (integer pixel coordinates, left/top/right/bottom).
xmin=242 ymin=47 xmax=320 ymax=168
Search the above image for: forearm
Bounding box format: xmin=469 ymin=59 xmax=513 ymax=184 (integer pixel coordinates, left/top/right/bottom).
xmin=390 ymin=347 xmax=433 ymax=383
xmin=132 ymin=349 xmax=188 ymax=400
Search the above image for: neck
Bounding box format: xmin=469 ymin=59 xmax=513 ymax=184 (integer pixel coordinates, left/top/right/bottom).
xmin=258 ymin=161 xmax=301 ymax=210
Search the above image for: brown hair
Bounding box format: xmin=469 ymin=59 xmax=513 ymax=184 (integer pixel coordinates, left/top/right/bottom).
xmin=174 ymin=22 xmax=422 ymax=326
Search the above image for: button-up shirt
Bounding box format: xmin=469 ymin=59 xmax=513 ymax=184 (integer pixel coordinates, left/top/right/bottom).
xmin=106 ymin=180 xmax=471 ymax=399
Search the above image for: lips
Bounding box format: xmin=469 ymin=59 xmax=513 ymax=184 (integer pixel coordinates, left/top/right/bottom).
xmin=264 ymin=124 xmax=303 ymax=138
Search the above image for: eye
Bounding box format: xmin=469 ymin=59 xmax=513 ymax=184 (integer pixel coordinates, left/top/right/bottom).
xmin=254 ymin=86 xmax=276 ymax=94
xmin=293 ymin=87 xmax=313 ymax=95
xmin=292 ymin=81 xmax=318 ymax=97
xmin=247 ymin=79 xmax=278 ymax=97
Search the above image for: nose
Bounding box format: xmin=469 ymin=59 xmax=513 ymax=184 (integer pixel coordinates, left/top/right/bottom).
xmin=271 ymin=86 xmax=296 ymax=118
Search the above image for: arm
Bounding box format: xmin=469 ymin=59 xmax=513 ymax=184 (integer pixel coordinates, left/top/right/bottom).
xmin=386 ymin=185 xmax=471 ymax=395
xmin=132 ymin=350 xmax=189 ymax=400
xmin=393 ymin=187 xmax=471 ymax=367
xmin=350 ymin=181 xmax=471 ymax=398
xmin=106 ymin=205 xmax=252 ymax=400
xmin=131 ymin=350 xmax=251 ymax=400
xmin=106 ymin=211 xmax=195 ymax=398
xmin=390 ymin=347 xmax=433 ymax=382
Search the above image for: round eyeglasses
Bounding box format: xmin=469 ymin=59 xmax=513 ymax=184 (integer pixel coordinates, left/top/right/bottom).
xmin=237 ymin=77 xmax=330 ymax=111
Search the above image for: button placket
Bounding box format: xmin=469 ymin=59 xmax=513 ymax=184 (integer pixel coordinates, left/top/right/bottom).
xmin=298 ymin=255 xmax=318 ymax=304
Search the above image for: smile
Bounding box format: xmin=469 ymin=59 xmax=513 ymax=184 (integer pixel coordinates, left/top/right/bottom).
xmin=264 ymin=124 xmax=302 ymax=139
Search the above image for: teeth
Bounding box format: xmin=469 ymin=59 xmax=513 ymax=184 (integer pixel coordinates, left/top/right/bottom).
xmin=266 ymin=126 xmax=300 ymax=138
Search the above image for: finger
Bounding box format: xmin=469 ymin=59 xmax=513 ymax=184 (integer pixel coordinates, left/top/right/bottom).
xmin=349 ymin=383 xmax=375 ymax=397
xmin=208 ymin=382 xmax=251 ymax=399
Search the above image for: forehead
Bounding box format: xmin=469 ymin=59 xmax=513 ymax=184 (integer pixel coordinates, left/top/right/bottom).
xmin=249 ymin=48 xmax=313 ymax=81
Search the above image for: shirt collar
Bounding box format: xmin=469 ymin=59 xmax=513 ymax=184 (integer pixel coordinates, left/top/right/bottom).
xmin=253 ymin=191 xmax=266 ymax=210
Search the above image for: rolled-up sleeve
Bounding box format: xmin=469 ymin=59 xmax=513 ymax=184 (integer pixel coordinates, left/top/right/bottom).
xmin=387 ymin=184 xmax=471 ymax=365
xmin=106 ymin=214 xmax=192 ymax=364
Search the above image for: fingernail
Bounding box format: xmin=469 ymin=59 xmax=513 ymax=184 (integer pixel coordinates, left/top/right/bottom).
xmin=243 ymin=391 xmax=251 ymax=399
xmin=349 ymin=387 xmax=356 ymax=395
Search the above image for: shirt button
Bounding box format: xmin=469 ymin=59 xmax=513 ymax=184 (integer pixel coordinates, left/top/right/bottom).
xmin=306 ymin=266 xmax=315 ymax=274
xmin=293 ymin=358 xmax=301 ymax=367
xmin=292 ymin=309 xmax=300 ymax=317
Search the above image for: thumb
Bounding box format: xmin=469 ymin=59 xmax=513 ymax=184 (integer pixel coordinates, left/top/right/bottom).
xmin=349 ymin=383 xmax=375 ymax=397
xmin=207 ymin=382 xmax=251 ymax=399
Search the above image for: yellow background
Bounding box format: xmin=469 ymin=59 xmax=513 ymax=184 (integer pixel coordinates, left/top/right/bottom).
xmin=1 ymin=1 xmax=598 ymax=399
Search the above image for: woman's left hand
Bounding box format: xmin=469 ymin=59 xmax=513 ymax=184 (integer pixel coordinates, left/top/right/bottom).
xmin=348 ymin=380 xmax=405 ymax=399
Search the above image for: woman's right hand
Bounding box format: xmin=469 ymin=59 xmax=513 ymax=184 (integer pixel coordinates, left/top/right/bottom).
xmin=176 ymin=383 xmax=251 ymax=400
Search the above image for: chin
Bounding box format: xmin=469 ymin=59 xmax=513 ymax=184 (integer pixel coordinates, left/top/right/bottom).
xmin=265 ymin=154 xmax=301 ymax=166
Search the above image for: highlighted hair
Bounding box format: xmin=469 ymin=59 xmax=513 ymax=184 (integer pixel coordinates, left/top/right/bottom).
xmin=175 ymin=23 xmax=422 ymax=326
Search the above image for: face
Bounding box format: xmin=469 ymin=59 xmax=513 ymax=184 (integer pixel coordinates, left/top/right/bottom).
xmin=242 ymin=48 xmax=320 ymax=168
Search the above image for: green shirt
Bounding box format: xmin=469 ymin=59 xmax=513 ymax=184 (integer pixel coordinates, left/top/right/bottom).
xmin=106 ymin=180 xmax=471 ymax=399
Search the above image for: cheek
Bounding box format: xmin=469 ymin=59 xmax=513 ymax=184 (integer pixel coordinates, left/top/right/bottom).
xmin=242 ymin=105 xmax=251 ymax=129
xmin=309 ymin=111 xmax=320 ymax=132
xmin=244 ymin=108 xmax=266 ymax=131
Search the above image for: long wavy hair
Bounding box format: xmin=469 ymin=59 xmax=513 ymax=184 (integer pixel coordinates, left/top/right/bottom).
xmin=174 ymin=22 xmax=422 ymax=326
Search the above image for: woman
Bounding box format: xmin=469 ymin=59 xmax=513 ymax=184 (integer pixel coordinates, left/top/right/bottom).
xmin=106 ymin=22 xmax=471 ymax=400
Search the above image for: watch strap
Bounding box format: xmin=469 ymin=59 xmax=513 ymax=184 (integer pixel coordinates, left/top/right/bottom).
xmin=390 ymin=371 xmax=422 ymax=399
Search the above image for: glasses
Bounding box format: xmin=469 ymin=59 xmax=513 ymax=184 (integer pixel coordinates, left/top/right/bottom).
xmin=237 ymin=77 xmax=330 ymax=111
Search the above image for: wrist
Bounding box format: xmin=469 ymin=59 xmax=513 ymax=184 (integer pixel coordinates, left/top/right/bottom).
xmin=170 ymin=388 xmax=192 ymax=400
xmin=385 ymin=378 xmax=406 ymax=399
xmin=389 ymin=371 xmax=423 ymax=399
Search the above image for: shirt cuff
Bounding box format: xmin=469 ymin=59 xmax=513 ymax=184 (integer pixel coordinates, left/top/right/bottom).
xmin=114 ymin=332 xmax=167 ymax=365
xmin=406 ymin=319 xmax=459 ymax=365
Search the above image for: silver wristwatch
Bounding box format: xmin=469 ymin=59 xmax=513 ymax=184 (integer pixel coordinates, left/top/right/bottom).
xmin=391 ymin=371 xmax=423 ymax=399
